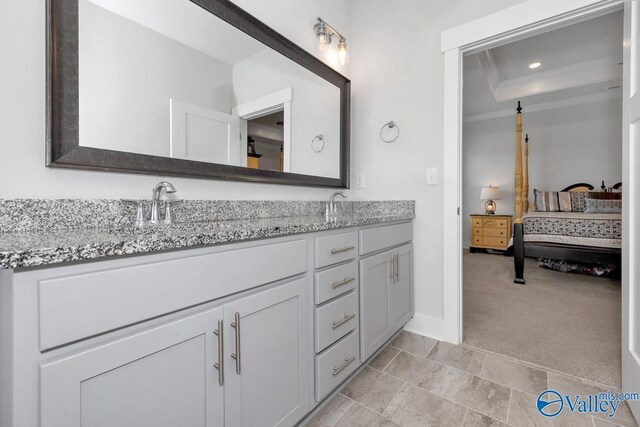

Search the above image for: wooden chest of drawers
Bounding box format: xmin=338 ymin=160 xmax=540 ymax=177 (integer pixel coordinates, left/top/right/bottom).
xmin=470 ymin=215 xmax=512 ymax=252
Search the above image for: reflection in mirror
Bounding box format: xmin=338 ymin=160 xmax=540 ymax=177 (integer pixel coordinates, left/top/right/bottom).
xmin=78 ymin=0 xmax=341 ymax=179
xmin=247 ymin=111 xmax=284 ymax=172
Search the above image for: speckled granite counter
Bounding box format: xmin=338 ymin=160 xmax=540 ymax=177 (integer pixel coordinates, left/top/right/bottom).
xmin=0 ymin=200 xmax=414 ymax=269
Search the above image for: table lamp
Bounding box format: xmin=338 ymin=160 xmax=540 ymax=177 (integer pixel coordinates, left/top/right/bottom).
xmin=480 ymin=186 xmax=501 ymax=215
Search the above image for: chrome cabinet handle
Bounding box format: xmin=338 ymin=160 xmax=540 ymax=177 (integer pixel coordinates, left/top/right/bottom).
xmin=333 ymin=355 xmax=356 ymax=376
xmin=390 ymin=257 xmax=395 ymax=282
xmin=392 ymin=254 xmax=398 ymax=283
xmin=332 ymin=313 xmax=356 ymax=329
xmin=395 ymin=254 xmax=400 ymax=282
xmin=230 ymin=312 xmax=241 ymax=374
xmin=331 ymin=246 xmax=355 ymax=255
xmin=213 ymin=320 xmax=224 ymax=385
xmin=332 ymin=277 xmax=355 ymax=289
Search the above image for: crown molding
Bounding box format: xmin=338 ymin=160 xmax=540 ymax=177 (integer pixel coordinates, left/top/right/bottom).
xmin=476 ymin=51 xmax=500 ymax=95
xmin=493 ymin=55 xmax=622 ymax=102
xmin=464 ymin=88 xmax=621 ymax=123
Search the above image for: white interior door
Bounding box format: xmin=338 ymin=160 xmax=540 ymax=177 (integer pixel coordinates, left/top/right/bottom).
xmin=623 ymin=0 xmax=640 ymax=420
xmin=170 ymin=99 xmax=240 ymax=165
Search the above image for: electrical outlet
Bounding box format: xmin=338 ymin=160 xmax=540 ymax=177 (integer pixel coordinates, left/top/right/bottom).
xmin=426 ymin=168 xmax=438 ymax=185
xmin=356 ymin=174 xmax=365 ymax=189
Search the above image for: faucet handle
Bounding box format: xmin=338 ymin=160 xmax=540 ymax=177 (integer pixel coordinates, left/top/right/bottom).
xmin=163 ymin=199 xmax=183 ymax=224
xmin=122 ymin=199 xmax=146 ymax=228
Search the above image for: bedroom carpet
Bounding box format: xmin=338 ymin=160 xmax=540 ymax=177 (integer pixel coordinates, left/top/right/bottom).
xmin=463 ymin=250 xmax=622 ymax=388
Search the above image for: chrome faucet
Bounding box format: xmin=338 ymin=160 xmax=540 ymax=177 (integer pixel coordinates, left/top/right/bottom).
xmin=327 ymin=191 xmax=347 ymax=216
xmin=150 ymin=181 xmax=177 ymax=224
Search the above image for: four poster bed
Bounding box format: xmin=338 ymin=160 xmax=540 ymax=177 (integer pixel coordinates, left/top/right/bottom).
xmin=511 ymin=102 xmax=622 ymax=284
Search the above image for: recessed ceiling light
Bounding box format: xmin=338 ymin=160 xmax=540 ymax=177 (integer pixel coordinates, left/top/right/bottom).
xmin=529 ymin=61 xmax=542 ymax=69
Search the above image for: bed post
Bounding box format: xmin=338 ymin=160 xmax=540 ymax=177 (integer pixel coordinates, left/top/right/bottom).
xmin=523 ymin=134 xmax=529 ymax=214
xmin=514 ymin=102 xmax=526 ymax=284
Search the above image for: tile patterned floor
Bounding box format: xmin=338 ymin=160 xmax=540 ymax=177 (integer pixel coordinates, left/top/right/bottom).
xmin=306 ymin=331 xmax=638 ymax=427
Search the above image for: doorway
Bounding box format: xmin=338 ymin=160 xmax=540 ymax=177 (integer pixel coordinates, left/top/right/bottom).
xmin=461 ymin=10 xmax=623 ymax=386
xmin=440 ymin=0 xmax=638 ymax=419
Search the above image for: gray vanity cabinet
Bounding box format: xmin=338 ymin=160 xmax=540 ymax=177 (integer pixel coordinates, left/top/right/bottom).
xmin=0 ymin=220 xmax=414 ymax=427
xmin=39 ymin=277 xmax=309 ymax=427
xmin=40 ymin=306 xmax=225 ymax=427
xmin=390 ymin=244 xmax=414 ymax=330
xmin=360 ymin=250 xmax=394 ymax=361
xmin=360 ymin=244 xmax=414 ymax=361
xmin=223 ymin=278 xmax=309 ymax=427
xmin=359 ymin=222 xmax=414 ymax=361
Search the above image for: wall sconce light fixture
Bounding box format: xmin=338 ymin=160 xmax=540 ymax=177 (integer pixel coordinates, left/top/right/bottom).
xmin=314 ymin=17 xmax=348 ymax=66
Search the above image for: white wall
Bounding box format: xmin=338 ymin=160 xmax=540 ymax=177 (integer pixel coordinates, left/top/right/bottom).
xmin=349 ymin=0 xmax=523 ymax=337
xmin=80 ymin=0 xmax=233 ymax=157
xmin=0 ymin=0 xmax=349 ymax=200
xmin=462 ymin=98 xmax=623 ymax=247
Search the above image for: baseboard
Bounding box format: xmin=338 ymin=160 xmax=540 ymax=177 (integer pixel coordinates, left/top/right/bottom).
xmin=403 ymin=313 xmax=445 ymax=342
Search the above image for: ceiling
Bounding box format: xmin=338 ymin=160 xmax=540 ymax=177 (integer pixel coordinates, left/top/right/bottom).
xmin=85 ymin=0 xmax=266 ymax=65
xmin=248 ymin=111 xmax=284 ymax=145
xmin=463 ymin=10 xmax=623 ymax=120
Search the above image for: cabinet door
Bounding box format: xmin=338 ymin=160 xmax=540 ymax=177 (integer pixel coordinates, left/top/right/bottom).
xmin=390 ymin=243 xmax=413 ymax=330
xmin=40 ymin=307 xmax=224 ymax=427
xmin=359 ymin=250 xmax=393 ymax=361
xmin=224 ymin=278 xmax=309 ymax=427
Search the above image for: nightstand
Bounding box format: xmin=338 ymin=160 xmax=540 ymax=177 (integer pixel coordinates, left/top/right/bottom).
xmin=469 ymin=214 xmax=512 ymax=253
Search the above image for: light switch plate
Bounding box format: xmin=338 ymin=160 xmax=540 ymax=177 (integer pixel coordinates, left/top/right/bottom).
xmin=356 ymin=174 xmax=365 ymax=189
xmin=426 ymin=168 xmax=437 ymax=185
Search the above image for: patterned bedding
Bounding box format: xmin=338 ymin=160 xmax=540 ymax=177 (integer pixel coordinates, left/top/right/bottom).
xmin=522 ymin=211 xmax=621 ymax=249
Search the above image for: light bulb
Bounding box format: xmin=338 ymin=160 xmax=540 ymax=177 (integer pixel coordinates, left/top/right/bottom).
xmin=314 ymin=22 xmax=331 ymax=52
xmin=337 ymin=38 xmax=348 ymax=66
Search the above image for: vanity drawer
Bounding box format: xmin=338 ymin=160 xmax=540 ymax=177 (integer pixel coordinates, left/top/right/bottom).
xmin=315 ymin=231 xmax=358 ymax=269
xmin=316 ymin=331 xmax=360 ymax=401
xmin=315 ymin=261 xmax=358 ymax=305
xmin=315 ymin=291 xmax=358 ymax=352
xmin=37 ymin=239 xmax=307 ymax=351
xmin=359 ymin=222 xmax=412 ymax=255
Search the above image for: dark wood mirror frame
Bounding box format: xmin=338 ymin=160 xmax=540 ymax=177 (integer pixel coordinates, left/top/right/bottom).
xmin=47 ymin=0 xmax=350 ymax=188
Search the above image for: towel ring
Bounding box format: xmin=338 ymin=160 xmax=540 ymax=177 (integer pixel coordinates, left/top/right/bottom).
xmin=311 ymin=135 xmax=325 ymax=153
xmin=380 ymin=121 xmax=399 ymax=143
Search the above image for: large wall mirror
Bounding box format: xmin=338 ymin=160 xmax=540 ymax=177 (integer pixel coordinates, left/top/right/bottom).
xmin=48 ymin=0 xmax=350 ymax=187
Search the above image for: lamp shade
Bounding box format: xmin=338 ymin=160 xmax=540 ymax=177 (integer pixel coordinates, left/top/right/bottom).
xmin=480 ymin=186 xmax=501 ymax=200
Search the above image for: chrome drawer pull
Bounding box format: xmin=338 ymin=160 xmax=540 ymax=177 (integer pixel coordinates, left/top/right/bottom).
xmin=333 ymin=355 xmax=356 ymax=376
xmin=332 ymin=313 xmax=356 ymax=329
xmin=213 ymin=319 xmax=224 ymax=385
xmin=332 ymin=277 xmax=355 ymax=289
xmin=331 ymin=246 xmax=355 ymax=254
xmin=230 ymin=312 xmax=241 ymax=374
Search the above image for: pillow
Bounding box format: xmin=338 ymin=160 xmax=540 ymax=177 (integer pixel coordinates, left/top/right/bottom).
xmin=534 ymin=189 xmax=560 ymax=212
xmin=587 ymin=191 xmax=622 ymax=200
xmin=558 ymin=192 xmax=572 ymax=212
xmin=584 ymin=198 xmax=622 ymax=214
xmin=570 ymin=192 xmax=587 ymax=212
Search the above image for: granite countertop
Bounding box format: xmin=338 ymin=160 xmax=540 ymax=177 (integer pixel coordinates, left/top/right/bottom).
xmin=0 ymin=212 xmax=414 ymax=269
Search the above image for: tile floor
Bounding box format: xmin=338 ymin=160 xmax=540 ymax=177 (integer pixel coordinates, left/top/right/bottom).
xmin=306 ymin=331 xmax=638 ymax=427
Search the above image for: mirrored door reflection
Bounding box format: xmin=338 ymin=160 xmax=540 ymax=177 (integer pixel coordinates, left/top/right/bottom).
xmin=246 ymin=111 xmax=285 ymax=172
